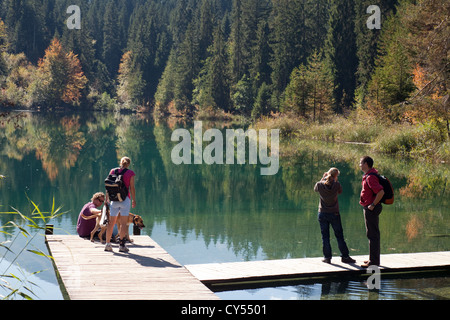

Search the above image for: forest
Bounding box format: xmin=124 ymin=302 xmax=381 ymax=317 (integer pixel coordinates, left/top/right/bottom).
xmin=0 ymin=1 xmax=448 ymax=149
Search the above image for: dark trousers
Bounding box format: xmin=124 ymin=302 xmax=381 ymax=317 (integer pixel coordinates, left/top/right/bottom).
xmin=363 ymin=204 xmax=383 ymax=265
xmin=318 ymin=212 xmax=350 ymax=259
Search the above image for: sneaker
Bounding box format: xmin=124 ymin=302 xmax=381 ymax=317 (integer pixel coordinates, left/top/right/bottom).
xmin=341 ymin=256 xmax=356 ymax=264
xmin=119 ymin=244 xmax=129 ymax=253
xmin=104 ymin=243 xmax=113 ymax=252
xmin=322 ymin=258 xmax=331 ymax=264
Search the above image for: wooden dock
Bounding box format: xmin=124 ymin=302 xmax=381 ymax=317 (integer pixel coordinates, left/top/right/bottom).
xmin=45 ymin=235 xmax=219 ymax=300
xmin=185 ymin=251 xmax=450 ymax=286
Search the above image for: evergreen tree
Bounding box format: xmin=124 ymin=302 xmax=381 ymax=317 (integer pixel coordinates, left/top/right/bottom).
xmin=154 ymin=48 xmax=177 ymax=112
xmin=252 ymin=82 xmax=271 ymax=119
xmin=249 ymin=20 xmax=272 ymax=93
xmin=198 ymin=0 xmax=215 ymax=61
xmin=173 ymin=21 xmax=200 ymax=110
xmin=127 ymin=4 xmax=158 ymax=99
xmin=284 ymin=64 xmax=310 ymax=117
xmin=229 ymin=0 xmax=245 ymax=84
xmin=354 ymin=0 xmax=398 ymax=105
xmin=102 ymin=1 xmax=122 ymax=78
xmin=193 ymin=25 xmax=230 ymax=111
xmin=306 ymin=50 xmax=335 ymax=122
xmin=324 ymin=0 xmax=358 ymax=113
xmin=367 ymin=11 xmax=414 ymax=117
xmin=270 ymin=0 xmax=310 ymax=104
xmin=232 ymin=74 xmax=253 ymax=115
xmin=306 ymin=0 xmax=330 ymax=52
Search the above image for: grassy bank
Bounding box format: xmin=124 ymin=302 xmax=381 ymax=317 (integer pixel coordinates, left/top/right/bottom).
xmin=254 ymin=113 xmax=450 ymax=164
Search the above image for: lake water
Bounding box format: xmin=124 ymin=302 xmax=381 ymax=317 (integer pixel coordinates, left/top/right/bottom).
xmin=0 ymin=111 xmax=449 ymax=300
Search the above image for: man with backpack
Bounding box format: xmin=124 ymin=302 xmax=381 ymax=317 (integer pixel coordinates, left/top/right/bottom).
xmin=359 ymin=156 xmax=385 ymax=268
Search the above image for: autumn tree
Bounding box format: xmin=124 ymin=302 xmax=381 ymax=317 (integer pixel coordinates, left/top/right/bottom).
xmin=0 ymin=18 xmax=9 ymax=80
xmin=34 ymin=38 xmax=87 ymax=106
xmin=402 ymin=0 xmax=449 ymax=136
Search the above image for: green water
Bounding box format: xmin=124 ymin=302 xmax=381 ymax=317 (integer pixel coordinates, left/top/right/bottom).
xmin=0 ymin=111 xmax=449 ymax=300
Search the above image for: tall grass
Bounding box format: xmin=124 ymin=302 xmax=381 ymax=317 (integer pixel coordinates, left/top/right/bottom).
xmin=254 ymin=113 xmax=450 ymax=163
xmin=0 ymin=196 xmax=65 ymax=300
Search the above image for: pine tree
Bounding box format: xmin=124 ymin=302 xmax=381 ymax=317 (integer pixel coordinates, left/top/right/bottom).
xmin=367 ymin=11 xmax=414 ymax=118
xmin=306 ymin=50 xmax=334 ymax=123
xmin=306 ymin=0 xmax=330 ymax=52
xmin=229 ymin=0 xmax=245 ymax=84
xmin=284 ymin=64 xmax=311 ymax=118
xmin=173 ymin=21 xmax=200 ymax=111
xmin=232 ymin=74 xmax=253 ymax=115
xmin=354 ymin=0 xmax=398 ymax=106
xmin=271 ymin=0 xmax=310 ymax=103
xmin=127 ymin=5 xmax=158 ymax=99
xmin=252 ymin=82 xmax=271 ymax=119
xmin=249 ymin=20 xmax=272 ymax=95
xmin=193 ymin=25 xmax=230 ymax=111
xmin=324 ymin=0 xmax=358 ymax=113
xmin=102 ymin=1 xmax=121 ymax=78
xmin=198 ymin=0 xmax=215 ymax=61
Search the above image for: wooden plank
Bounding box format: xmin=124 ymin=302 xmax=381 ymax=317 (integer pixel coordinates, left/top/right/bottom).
xmin=46 ymin=235 xmax=219 ymax=300
xmin=185 ymin=251 xmax=450 ymax=285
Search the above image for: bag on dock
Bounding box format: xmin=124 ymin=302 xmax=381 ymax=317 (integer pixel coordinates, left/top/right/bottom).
xmin=100 ymin=203 xmax=109 ymax=226
xmin=105 ymin=168 xmax=128 ymax=202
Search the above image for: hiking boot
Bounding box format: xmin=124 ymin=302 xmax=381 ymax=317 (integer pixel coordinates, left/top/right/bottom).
xmin=104 ymin=243 xmax=113 ymax=252
xmin=341 ymin=256 xmax=356 ymax=264
xmin=118 ymin=238 xmax=129 ymax=253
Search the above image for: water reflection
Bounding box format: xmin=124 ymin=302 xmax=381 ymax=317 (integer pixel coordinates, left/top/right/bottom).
xmin=216 ymin=275 xmax=450 ymax=300
xmin=0 ymin=111 xmax=449 ymax=299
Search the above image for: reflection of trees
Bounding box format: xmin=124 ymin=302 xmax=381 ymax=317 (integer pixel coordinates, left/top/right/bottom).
xmin=406 ymin=215 xmax=423 ymax=241
xmin=1 ymin=114 xmax=87 ymax=181
xmin=35 ymin=116 xmax=86 ymax=180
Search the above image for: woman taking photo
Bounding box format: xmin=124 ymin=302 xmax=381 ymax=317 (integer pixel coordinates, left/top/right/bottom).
xmin=314 ymin=168 xmax=355 ymax=264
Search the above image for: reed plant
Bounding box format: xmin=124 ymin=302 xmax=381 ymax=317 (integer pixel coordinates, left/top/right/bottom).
xmin=0 ymin=196 xmax=65 ymax=300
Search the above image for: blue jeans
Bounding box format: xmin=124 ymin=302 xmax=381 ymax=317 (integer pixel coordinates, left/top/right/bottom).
xmin=318 ymin=212 xmax=350 ymax=259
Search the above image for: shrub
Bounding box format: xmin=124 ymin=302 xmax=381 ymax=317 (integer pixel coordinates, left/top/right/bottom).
xmin=374 ymin=125 xmax=417 ymax=154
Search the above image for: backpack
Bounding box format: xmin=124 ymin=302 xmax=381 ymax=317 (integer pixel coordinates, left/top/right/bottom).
xmin=366 ymin=172 xmax=394 ymax=205
xmin=105 ymin=168 xmax=129 ymax=202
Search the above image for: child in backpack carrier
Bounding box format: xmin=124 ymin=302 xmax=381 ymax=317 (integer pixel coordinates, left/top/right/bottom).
xmin=104 ymin=157 xmax=136 ymax=253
